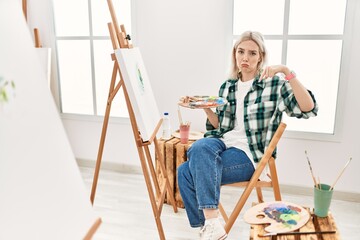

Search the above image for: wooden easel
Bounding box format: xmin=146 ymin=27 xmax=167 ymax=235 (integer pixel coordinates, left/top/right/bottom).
xmin=34 ymin=28 xmax=42 ymax=48
xmin=22 ymin=0 xmax=27 ymax=21
xmin=90 ymin=1 xmax=178 ymax=239
xmin=21 ymin=0 xmax=42 ymax=48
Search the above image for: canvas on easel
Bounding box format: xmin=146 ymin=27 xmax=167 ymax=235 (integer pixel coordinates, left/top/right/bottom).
xmin=90 ymin=1 xmax=177 ymax=239
xmin=115 ymin=48 xmax=160 ymax=142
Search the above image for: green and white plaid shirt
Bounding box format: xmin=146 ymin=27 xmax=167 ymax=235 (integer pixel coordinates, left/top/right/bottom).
xmin=205 ymin=75 xmax=318 ymax=163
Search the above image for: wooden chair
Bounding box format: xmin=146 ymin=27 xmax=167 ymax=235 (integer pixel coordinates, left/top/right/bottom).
xmin=218 ymin=122 xmax=286 ymax=233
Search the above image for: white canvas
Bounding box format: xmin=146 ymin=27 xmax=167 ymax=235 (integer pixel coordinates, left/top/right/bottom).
xmin=35 ymin=48 xmax=52 ymax=87
xmin=115 ymin=48 xmax=161 ymax=142
xmin=0 ymin=1 xmax=100 ymax=239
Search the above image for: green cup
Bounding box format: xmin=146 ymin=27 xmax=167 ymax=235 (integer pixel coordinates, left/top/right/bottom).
xmin=314 ymin=183 xmax=333 ymax=217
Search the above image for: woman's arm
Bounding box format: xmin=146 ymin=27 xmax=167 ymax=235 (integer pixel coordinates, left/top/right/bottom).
xmin=260 ymin=65 xmax=315 ymax=112
xmin=286 ymin=76 xmax=315 ymax=112
xmin=204 ymin=108 xmax=219 ymax=128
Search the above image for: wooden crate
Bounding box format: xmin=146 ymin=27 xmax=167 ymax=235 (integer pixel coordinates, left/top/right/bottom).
xmin=156 ymin=137 xmax=195 ymax=208
xmin=249 ymin=205 xmax=340 ymax=240
xmin=175 ymin=142 xmax=194 ymax=208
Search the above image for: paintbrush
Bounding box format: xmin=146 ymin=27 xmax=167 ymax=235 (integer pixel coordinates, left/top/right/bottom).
xmin=330 ymin=157 xmax=352 ymax=191
xmin=177 ymin=106 xmax=183 ymax=125
xmin=258 ymin=230 xmax=336 ymax=237
xmin=305 ymin=150 xmax=319 ymax=189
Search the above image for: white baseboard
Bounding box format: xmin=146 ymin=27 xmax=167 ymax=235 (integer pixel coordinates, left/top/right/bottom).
xmin=76 ymin=158 xmax=143 ymax=175
xmin=76 ymin=159 xmax=360 ymax=203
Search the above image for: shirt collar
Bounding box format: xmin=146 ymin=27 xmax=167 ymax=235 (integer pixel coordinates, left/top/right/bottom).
xmin=230 ymin=74 xmax=265 ymax=90
xmin=250 ymin=75 xmax=265 ymax=91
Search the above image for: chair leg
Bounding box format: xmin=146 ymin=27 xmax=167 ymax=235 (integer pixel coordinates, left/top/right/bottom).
xmin=218 ymin=203 xmax=229 ymax=223
xmin=224 ymin=170 xmax=264 ymax=233
xmin=269 ymin=157 xmax=281 ymax=201
xmin=255 ymin=186 xmax=264 ymax=203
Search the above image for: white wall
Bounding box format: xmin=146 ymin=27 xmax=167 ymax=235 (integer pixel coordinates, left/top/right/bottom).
xmin=29 ymin=0 xmax=359 ymax=194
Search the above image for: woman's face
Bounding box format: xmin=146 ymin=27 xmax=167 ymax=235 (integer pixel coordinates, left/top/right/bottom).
xmin=236 ymin=40 xmax=262 ymax=77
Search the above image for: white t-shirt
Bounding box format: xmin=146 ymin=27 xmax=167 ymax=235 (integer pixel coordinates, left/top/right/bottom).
xmin=221 ymin=78 xmax=271 ymax=180
xmin=221 ymin=78 xmax=255 ymax=168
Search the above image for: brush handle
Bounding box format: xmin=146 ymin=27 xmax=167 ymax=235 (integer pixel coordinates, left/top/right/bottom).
xmin=259 ymin=230 xmax=336 ymax=237
xmin=330 ymin=158 xmax=352 ymax=190
xmin=177 ymin=107 xmax=183 ymax=125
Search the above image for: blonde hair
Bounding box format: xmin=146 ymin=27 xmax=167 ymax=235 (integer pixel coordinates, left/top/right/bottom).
xmin=228 ymin=31 xmax=268 ymax=79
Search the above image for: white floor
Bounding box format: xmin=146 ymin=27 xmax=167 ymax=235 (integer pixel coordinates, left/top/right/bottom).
xmin=79 ymin=166 xmax=360 ymax=240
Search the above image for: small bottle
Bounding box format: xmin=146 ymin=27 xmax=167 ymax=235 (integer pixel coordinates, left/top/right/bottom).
xmin=162 ymin=112 xmax=172 ymax=139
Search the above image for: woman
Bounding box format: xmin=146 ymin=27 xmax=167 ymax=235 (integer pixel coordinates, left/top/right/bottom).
xmin=177 ymin=31 xmax=318 ymax=240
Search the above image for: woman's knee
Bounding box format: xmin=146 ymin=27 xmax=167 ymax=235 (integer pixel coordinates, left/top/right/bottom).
xmin=190 ymin=137 xmax=216 ymax=149
xmin=188 ymin=137 xmax=223 ymax=156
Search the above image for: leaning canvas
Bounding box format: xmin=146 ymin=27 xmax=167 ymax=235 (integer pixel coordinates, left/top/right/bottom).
xmin=115 ymin=47 xmax=161 ymax=142
xmin=0 ymin=1 xmax=101 ymax=239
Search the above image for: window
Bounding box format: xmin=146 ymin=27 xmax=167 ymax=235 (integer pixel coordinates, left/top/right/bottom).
xmin=52 ymin=0 xmax=132 ymax=117
xmin=233 ymin=0 xmax=348 ymax=138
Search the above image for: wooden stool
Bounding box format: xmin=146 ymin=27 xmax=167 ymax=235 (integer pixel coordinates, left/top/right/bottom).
xmin=156 ymin=137 xmax=195 ymax=208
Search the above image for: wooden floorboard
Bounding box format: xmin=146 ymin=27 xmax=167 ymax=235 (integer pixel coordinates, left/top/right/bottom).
xmin=79 ymin=166 xmax=360 ymax=240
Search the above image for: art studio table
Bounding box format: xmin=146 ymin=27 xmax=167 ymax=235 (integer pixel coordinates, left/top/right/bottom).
xmin=249 ymin=205 xmax=340 ymax=240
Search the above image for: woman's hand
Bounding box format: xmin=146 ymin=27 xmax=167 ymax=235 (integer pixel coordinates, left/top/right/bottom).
xmin=178 ymin=96 xmax=219 ymax=127
xmin=178 ymin=96 xmax=190 ymax=104
xmin=178 ymin=96 xmax=200 ymax=104
xmin=260 ymin=65 xmax=315 ymax=111
xmin=259 ymin=65 xmax=291 ymax=81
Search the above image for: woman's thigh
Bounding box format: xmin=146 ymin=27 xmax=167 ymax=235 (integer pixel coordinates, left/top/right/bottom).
xmin=220 ymin=147 xmax=255 ymax=185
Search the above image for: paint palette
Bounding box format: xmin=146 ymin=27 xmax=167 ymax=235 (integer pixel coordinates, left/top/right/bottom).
xmin=178 ymin=96 xmax=227 ymax=109
xmin=244 ymin=201 xmax=310 ymax=233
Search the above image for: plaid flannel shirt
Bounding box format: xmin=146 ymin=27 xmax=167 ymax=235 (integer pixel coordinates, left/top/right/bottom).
xmin=204 ymin=75 xmax=318 ymax=163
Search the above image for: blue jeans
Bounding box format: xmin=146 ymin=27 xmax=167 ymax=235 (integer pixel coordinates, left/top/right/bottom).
xmin=177 ymin=138 xmax=255 ymax=227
